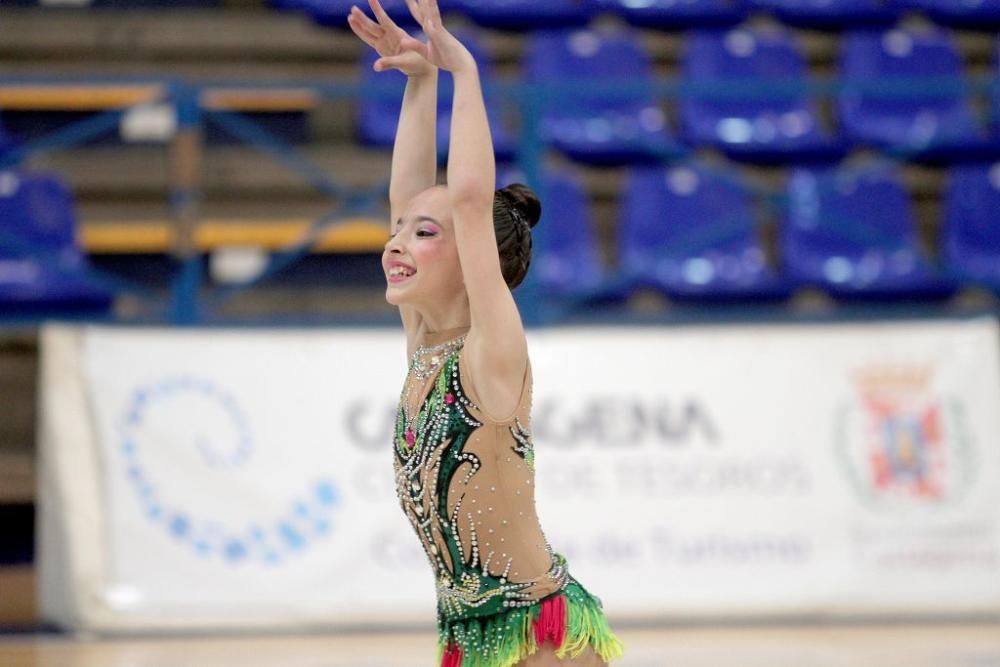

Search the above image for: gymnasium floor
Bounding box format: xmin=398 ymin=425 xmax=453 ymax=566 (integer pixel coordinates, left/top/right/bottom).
xmin=2 ymin=623 xmax=999 ymax=667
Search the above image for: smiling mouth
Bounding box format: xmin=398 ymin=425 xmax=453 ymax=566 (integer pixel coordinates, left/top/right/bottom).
xmin=387 ymin=267 xmax=416 ymax=283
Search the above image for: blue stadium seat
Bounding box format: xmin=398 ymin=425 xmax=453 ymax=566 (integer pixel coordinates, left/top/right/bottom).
xmin=618 ymin=163 xmax=792 ymax=300
xmin=355 ymin=29 xmax=517 ymax=161
xmin=680 ymin=27 xmax=847 ymax=164
xmin=598 ymin=0 xmax=746 ymax=29
xmin=746 ymin=0 xmax=897 ymax=29
xmin=941 ymin=161 xmax=1000 ymax=291
xmin=892 ymin=0 xmax=1000 ymax=27
xmin=497 ymin=164 xmax=627 ymax=302
xmin=523 ymin=29 xmax=686 ymax=165
xmin=781 ymin=164 xmax=956 ymax=299
xmin=0 ymin=170 xmax=115 ymax=313
xmin=454 ymin=0 xmax=598 ymax=31
xmin=838 ymin=28 xmax=994 ymax=162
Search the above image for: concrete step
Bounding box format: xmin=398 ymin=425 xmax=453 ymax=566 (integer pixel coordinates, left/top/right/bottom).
xmin=0 ymin=452 xmax=34 ymax=504
xmin=0 ymin=565 xmax=35 ymax=625
xmin=0 ymin=7 xmax=526 ymax=66
xmin=23 ymin=143 xmax=950 ymax=202
xmin=0 ymin=8 xmax=351 ymax=62
xmin=26 ymin=144 xmax=396 ymax=199
xmin=0 ymin=339 xmax=38 ymax=476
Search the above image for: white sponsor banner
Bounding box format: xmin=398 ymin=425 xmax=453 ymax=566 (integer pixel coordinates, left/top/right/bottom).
xmin=79 ymin=327 xmax=427 ymax=621
xmin=528 ymin=320 xmax=1000 ymax=616
xmin=41 ymin=317 xmax=1000 ymax=630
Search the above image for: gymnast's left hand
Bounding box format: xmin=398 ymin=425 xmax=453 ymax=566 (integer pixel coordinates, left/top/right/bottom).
xmin=398 ymin=0 xmax=477 ymax=75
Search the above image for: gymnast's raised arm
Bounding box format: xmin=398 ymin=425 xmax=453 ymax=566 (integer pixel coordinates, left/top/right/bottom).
xmin=396 ymin=0 xmax=529 ymax=387
xmin=347 ymin=0 xmax=438 ymax=349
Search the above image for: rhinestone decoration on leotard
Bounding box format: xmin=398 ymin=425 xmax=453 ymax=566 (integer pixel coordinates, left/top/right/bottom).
xmin=393 ymin=343 xmax=565 ymax=621
xmin=399 ymin=335 xmax=468 ymax=450
xmin=410 ymin=335 xmax=467 ymax=379
xmin=510 ymin=416 xmax=535 ymax=473
xmin=391 ymin=335 xmax=625 ymax=667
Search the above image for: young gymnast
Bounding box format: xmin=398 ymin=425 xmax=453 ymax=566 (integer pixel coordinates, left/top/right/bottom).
xmin=348 ymin=1 xmax=625 ymax=664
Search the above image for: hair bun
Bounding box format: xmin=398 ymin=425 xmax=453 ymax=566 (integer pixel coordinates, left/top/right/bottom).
xmin=500 ymin=182 xmax=541 ymax=229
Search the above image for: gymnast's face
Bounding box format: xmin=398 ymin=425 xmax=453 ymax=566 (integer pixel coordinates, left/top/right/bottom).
xmin=382 ymin=185 xmax=465 ymax=307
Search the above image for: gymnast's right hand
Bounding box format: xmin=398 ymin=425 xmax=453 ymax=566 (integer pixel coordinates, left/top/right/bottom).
xmin=347 ymin=0 xmax=436 ymax=77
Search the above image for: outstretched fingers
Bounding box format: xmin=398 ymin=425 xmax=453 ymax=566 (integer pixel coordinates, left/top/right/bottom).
xmin=367 ymin=0 xmax=399 ymax=29
xmin=403 ymin=0 xmax=424 ymax=26
xmin=403 ymin=0 xmax=441 ymax=31
xmin=347 ymin=20 xmax=379 ymax=49
xmin=422 ymin=0 xmax=442 ymax=28
xmin=348 ymin=6 xmax=383 ymax=42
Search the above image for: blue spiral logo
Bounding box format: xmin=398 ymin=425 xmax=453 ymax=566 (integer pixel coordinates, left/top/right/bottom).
xmin=118 ymin=374 xmax=340 ymax=566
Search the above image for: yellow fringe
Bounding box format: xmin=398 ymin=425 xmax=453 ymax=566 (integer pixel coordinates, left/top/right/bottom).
xmin=437 ymin=580 xmax=625 ymax=667
xmin=555 ymin=588 xmax=625 ymax=662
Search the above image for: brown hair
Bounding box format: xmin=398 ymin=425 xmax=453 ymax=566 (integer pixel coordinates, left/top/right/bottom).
xmin=492 ymin=183 xmax=541 ymax=290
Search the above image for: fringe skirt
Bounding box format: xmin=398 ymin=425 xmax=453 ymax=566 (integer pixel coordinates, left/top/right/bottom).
xmin=436 ymin=578 xmax=625 ymax=667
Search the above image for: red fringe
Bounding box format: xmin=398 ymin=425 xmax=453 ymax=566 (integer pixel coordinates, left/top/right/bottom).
xmin=533 ymin=593 xmax=567 ymax=650
xmin=440 ymin=594 xmax=569 ymax=666
xmin=441 ymin=641 xmax=463 ymax=667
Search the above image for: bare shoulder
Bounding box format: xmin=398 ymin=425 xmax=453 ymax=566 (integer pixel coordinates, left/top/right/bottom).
xmin=462 ymin=326 xmax=529 ymax=421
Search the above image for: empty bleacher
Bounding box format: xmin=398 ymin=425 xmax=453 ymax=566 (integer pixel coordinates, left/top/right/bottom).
xmin=0 ymin=2 xmax=997 ymax=316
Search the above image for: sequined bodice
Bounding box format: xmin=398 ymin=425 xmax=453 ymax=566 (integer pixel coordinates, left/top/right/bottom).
xmin=392 ymin=325 xmax=569 ymax=621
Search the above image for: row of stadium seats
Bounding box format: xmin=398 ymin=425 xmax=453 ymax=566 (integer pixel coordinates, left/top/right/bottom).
xmin=502 ymin=159 xmax=1000 ymax=302
xmin=2 ymin=25 xmax=994 ymax=167
xmin=2 ymin=159 xmax=998 ymax=311
xmin=272 ymin=0 xmax=1000 ymax=31
xmin=358 ymin=25 xmax=1000 ymax=165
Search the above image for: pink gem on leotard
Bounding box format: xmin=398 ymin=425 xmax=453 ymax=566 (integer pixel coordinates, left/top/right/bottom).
xmin=405 ymin=429 xmax=416 ymax=448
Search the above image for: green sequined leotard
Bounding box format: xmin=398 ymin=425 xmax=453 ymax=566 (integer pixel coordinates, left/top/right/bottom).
xmin=393 ymin=324 xmax=625 ymax=667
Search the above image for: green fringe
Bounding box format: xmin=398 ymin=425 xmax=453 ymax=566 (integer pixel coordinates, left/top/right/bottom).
xmin=436 ymin=580 xmax=625 ymax=667
xmin=555 ymin=583 xmax=625 ymax=662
